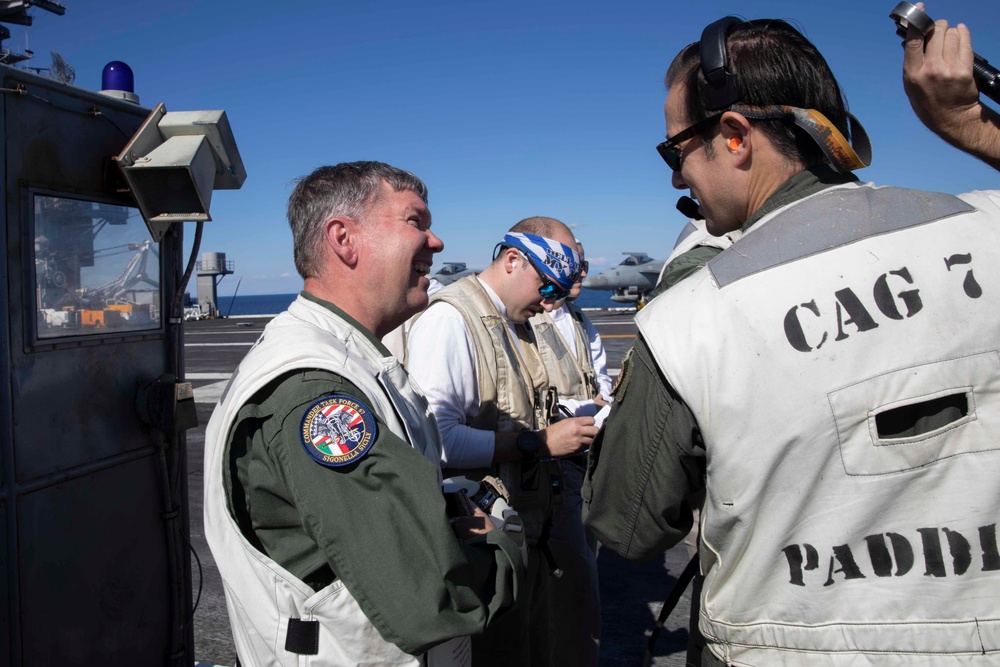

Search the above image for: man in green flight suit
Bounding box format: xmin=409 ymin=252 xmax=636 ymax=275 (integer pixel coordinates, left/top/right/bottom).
xmin=585 ymin=8 xmax=1000 ymax=666
xmin=203 ymin=161 xmax=523 ymax=667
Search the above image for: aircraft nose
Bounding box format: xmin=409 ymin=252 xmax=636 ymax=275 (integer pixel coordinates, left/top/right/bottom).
xmin=582 ymin=273 xmax=607 ymax=289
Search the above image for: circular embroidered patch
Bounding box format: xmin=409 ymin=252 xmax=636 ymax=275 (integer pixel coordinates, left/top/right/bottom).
xmin=300 ymin=395 xmax=377 ymax=467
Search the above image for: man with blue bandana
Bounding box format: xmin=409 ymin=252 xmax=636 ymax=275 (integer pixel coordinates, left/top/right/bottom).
xmin=407 ymin=216 xmax=600 ymax=666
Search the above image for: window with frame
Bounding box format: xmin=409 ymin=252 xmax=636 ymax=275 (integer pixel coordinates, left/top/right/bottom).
xmin=33 ymin=194 xmax=161 ymax=339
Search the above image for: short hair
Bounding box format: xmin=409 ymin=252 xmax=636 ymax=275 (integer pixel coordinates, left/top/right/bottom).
xmin=509 ymin=216 xmax=565 ymax=237
xmin=666 ymin=19 xmax=850 ymax=167
xmin=286 ymin=161 xmax=428 ymax=279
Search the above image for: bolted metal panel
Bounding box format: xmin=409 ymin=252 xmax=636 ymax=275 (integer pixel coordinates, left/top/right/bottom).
xmin=11 ymin=338 xmax=166 ymax=482
xmin=1 ymin=64 xmax=191 ymax=666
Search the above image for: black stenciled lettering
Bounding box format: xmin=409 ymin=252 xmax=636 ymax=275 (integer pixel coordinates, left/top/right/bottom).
xmin=980 ymin=524 xmax=1000 ymax=571
xmin=873 ymin=268 xmax=923 ymax=320
xmin=943 ymin=527 xmax=972 ymax=575
xmin=887 ymin=532 xmax=914 ymax=576
xmin=781 ymin=543 xmax=819 ymax=586
xmin=865 ymin=532 xmax=914 ymax=577
xmin=918 ymin=527 xmax=947 ymax=577
xmin=784 ymin=300 xmax=827 ymax=352
xmin=824 ymin=544 xmax=866 ymax=586
xmin=865 ymin=534 xmax=892 ymax=577
xmin=944 ymin=253 xmax=983 ymax=299
xmin=833 ymin=288 xmax=879 ymax=342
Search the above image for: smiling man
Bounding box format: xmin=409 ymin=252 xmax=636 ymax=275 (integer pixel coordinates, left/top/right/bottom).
xmin=203 ymin=162 xmax=523 ymax=666
xmin=407 ymin=216 xmax=599 ymax=666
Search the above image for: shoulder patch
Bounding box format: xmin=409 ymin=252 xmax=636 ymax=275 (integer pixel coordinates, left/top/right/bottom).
xmin=611 ymin=347 xmax=635 ymax=402
xmin=300 ymin=395 xmax=378 ymax=467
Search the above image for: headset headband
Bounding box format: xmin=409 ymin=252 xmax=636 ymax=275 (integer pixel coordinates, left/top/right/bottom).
xmin=700 ymin=16 xmax=744 ymax=110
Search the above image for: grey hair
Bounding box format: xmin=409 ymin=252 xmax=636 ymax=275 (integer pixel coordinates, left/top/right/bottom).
xmin=286 ymin=161 xmax=428 ymax=279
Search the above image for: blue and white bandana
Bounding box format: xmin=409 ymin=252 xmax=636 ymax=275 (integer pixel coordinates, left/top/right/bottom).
xmin=501 ymin=232 xmax=581 ymax=290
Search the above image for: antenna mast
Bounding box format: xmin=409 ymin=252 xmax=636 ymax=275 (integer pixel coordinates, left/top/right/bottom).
xmin=0 ymin=0 xmax=66 ymax=66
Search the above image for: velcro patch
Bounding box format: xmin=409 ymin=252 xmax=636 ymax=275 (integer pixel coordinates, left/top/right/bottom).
xmin=611 ymin=347 xmax=635 ymax=402
xmin=300 ymin=395 xmax=377 ymax=467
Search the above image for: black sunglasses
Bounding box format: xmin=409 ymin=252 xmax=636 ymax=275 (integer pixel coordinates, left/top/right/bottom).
xmin=655 ymin=113 xmax=723 ymax=171
xmin=518 ymin=250 xmax=572 ymax=301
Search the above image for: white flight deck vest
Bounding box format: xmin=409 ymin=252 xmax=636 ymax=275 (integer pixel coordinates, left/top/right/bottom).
xmin=665 ymin=218 xmax=742 ymax=264
xmin=530 ymin=304 xmax=597 ymax=402
xmin=204 ymin=296 xmax=468 ymax=667
xmin=639 ymin=183 xmax=1000 ymax=665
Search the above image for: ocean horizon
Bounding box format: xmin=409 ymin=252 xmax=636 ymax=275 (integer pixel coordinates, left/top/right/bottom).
xmin=212 ymin=288 xmax=624 ymax=317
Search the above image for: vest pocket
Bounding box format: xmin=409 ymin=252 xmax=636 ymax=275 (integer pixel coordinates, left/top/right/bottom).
xmin=830 ymin=351 xmax=1000 ymax=475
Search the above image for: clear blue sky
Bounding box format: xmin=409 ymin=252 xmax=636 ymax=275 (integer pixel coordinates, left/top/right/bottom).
xmin=21 ymin=0 xmax=1000 ymax=296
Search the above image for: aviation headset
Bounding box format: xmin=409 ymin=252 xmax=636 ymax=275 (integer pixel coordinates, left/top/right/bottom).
xmin=699 ymin=16 xmax=745 ymax=110
xmin=692 ymin=16 xmax=872 ymax=171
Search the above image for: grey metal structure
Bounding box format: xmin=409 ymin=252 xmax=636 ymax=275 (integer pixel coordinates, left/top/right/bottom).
xmin=196 ymin=251 xmax=234 ymax=317
xmin=0 ymin=63 xmax=194 ymax=665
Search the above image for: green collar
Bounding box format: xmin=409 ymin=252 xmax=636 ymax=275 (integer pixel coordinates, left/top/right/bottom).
xmin=299 ymin=291 xmax=392 ymax=357
xmin=743 ymin=165 xmax=860 ymax=232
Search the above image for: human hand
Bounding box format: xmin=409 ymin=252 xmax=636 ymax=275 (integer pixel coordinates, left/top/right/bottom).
xmin=451 ymin=507 xmax=494 ymax=539
xmin=539 ymin=416 xmax=599 ymax=457
xmin=593 ymin=394 xmax=609 ymax=408
xmin=902 ymin=3 xmax=1000 ymax=169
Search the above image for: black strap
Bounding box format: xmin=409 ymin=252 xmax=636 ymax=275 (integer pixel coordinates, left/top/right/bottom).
xmin=642 ymin=554 xmax=700 ymax=667
xmin=285 ymin=618 xmax=319 ymax=655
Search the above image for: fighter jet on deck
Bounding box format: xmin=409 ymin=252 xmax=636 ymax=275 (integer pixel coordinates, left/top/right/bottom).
xmin=582 ymin=252 xmax=665 ymax=303
xmin=431 ymin=262 xmax=479 ymax=286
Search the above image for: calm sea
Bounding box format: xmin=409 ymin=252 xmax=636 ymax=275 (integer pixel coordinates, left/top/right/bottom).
xmin=219 ymin=289 xmax=621 ymax=317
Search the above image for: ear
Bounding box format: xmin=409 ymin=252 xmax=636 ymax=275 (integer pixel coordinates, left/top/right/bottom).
xmin=502 ymin=247 xmax=522 ymax=275
xmin=324 ymin=217 xmax=359 ymax=267
xmin=719 ymin=110 xmax=752 ymax=166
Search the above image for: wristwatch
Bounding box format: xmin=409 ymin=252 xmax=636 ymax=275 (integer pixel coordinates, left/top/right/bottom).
xmin=516 ymin=429 xmax=541 ymax=459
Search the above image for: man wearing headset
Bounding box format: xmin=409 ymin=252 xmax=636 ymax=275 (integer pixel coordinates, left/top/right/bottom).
xmin=407 ymin=216 xmax=599 ymax=666
xmin=585 ymin=8 xmax=1000 ymax=665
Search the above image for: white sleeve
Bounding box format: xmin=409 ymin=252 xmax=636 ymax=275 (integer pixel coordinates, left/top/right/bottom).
xmin=407 ymin=303 xmax=496 ymax=469
xmin=584 ymin=314 xmax=614 ymax=398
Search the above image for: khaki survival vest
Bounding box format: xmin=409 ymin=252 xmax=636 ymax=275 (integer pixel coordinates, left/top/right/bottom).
xmin=428 ymin=275 xmax=560 ymax=541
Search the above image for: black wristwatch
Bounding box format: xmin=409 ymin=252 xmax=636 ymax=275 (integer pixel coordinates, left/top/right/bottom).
xmin=516 ymin=429 xmax=541 ymax=459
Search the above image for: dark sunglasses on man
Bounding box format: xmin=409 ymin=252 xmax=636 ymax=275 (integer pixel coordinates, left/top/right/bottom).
xmin=655 ymin=113 xmax=723 ymax=171
xmin=517 ymin=250 xmax=573 ymax=301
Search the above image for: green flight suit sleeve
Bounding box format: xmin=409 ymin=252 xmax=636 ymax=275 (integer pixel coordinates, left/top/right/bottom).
xmin=582 ymin=335 xmax=705 ymax=562
xmin=229 ymin=369 xmax=521 ymax=655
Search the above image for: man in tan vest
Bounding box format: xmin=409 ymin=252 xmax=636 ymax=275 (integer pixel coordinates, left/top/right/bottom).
xmin=407 ymin=216 xmax=599 ymax=666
